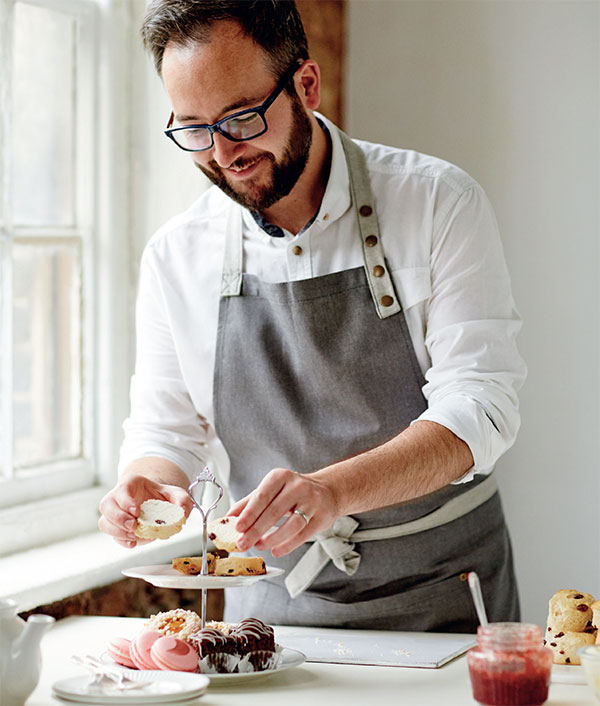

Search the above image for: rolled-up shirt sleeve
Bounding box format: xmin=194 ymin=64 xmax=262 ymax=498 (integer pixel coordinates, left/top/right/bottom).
xmin=118 ymin=246 xmax=211 ymax=479
xmin=415 ymin=183 xmax=526 ymax=480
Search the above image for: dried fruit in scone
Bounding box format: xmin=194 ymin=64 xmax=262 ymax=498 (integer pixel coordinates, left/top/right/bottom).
xmin=144 ymin=609 xmax=202 ymax=641
xmin=207 ymin=516 xmax=242 ymax=552
xmin=172 ymin=555 xmax=214 ymax=575
xmin=547 ymin=589 xmax=595 ymax=632
xmin=134 ymin=499 xmax=186 ymax=539
xmin=543 ymin=627 xmax=595 ymax=665
xmin=214 ymin=556 xmax=266 ymax=576
xmin=590 ymin=600 xmax=600 ymax=643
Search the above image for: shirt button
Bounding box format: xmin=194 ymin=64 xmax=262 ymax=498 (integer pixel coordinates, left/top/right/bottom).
xmin=322 ymin=213 xmax=329 ymax=221
xmin=373 ymin=265 xmax=385 ymax=277
xmin=359 ymin=205 xmax=373 ymax=217
xmin=365 ymin=235 xmax=378 ymax=247
xmin=381 ymin=295 xmax=394 ymax=307
xmin=292 ymin=245 xmax=303 ymax=256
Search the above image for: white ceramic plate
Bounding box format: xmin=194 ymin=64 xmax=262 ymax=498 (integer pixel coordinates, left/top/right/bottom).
xmin=202 ymin=647 xmax=306 ymax=685
xmin=52 ymin=671 xmax=209 ymax=704
xmin=102 ymin=647 xmax=306 ymax=687
xmin=551 ymin=662 xmax=587 ymax=685
xmin=121 ymin=564 xmax=284 ymax=589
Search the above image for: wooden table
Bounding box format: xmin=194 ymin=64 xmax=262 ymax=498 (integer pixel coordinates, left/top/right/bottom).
xmin=27 ymin=616 xmax=596 ymax=705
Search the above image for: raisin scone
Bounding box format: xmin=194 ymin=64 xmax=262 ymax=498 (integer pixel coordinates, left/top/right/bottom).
xmin=543 ymin=628 xmax=595 ymax=665
xmin=214 ymin=556 xmax=266 ymax=576
xmin=207 ymin=516 xmax=243 ymax=552
xmin=547 ymin=589 xmax=595 ymax=632
xmin=134 ymin=499 xmax=186 ymax=540
xmin=172 ymin=549 xmax=230 ymax=575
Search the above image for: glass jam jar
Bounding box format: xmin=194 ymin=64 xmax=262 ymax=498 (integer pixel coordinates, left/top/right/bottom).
xmin=467 ymin=622 xmax=553 ymax=706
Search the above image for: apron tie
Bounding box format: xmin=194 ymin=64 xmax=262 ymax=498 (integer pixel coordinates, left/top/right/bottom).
xmin=284 ymin=474 xmax=499 ymax=598
xmin=284 ymin=516 xmax=361 ymax=598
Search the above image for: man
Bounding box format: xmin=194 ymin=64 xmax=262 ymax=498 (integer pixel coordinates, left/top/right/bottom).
xmin=99 ymin=0 xmax=526 ymax=631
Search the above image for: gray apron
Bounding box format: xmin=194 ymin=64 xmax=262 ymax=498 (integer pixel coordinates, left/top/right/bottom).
xmin=212 ymin=129 xmax=519 ymax=631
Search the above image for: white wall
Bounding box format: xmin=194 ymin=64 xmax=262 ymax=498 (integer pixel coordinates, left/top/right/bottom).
xmin=346 ymin=0 xmax=599 ymax=626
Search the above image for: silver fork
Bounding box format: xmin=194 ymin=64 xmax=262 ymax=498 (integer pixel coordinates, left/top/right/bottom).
xmin=188 ymin=466 xmax=224 ymax=628
xmin=71 ymin=655 xmax=147 ymax=691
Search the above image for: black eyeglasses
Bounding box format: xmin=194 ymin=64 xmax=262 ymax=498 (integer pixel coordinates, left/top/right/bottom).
xmin=164 ymin=60 xmax=303 ymax=152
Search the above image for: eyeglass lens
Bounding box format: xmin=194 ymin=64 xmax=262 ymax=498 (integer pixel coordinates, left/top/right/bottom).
xmin=173 ymin=110 xmax=266 ymax=151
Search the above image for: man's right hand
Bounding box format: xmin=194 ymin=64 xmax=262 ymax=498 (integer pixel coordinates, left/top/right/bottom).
xmin=98 ymin=471 xmax=193 ymax=548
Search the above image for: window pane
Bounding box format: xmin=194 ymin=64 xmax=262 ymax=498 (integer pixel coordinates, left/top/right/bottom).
xmin=12 ymin=3 xmax=76 ymax=227
xmin=13 ymin=241 xmax=82 ymax=468
xmin=0 ymin=240 xmax=9 ymax=477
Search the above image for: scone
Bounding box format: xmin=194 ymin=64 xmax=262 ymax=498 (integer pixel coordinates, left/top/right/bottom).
xmin=214 ymin=556 xmax=266 ymax=576
xmin=547 ymin=589 xmax=595 ymax=632
xmin=172 ymin=555 xmax=216 ymax=575
xmin=543 ymin=628 xmax=595 ymax=665
xmin=208 ymin=516 xmax=242 ymax=552
xmin=134 ymin=499 xmax=186 ymax=539
xmin=172 ymin=550 xmax=230 ymax=575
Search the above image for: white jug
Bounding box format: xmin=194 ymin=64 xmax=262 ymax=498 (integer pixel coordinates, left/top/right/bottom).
xmin=0 ymin=598 xmax=55 ymax=706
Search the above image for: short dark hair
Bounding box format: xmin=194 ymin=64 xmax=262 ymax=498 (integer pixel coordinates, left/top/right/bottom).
xmin=141 ymin=0 xmax=309 ymax=81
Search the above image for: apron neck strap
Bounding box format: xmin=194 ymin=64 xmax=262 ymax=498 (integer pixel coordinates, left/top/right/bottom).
xmin=220 ymin=126 xmax=402 ymax=318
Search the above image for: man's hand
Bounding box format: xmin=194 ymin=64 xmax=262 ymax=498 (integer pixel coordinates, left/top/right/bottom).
xmin=228 ymin=468 xmax=339 ymax=557
xmin=98 ymin=471 xmax=193 ymax=548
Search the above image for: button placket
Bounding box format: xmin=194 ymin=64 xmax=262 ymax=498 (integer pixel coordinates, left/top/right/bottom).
xmin=287 ymin=238 xmax=311 ymax=280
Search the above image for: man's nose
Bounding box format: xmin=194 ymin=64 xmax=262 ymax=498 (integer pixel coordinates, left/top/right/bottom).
xmin=210 ymin=131 xmax=244 ymax=167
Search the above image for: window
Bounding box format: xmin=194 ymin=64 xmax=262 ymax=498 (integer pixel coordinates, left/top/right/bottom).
xmin=0 ymin=0 xmax=113 ymax=555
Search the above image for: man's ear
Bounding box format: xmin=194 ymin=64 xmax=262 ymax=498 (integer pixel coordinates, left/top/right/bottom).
xmin=295 ymin=60 xmax=321 ymax=110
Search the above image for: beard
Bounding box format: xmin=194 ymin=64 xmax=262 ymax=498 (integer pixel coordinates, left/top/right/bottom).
xmin=195 ymin=94 xmax=313 ymax=211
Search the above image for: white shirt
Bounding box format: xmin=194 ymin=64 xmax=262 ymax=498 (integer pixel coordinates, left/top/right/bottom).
xmin=119 ymin=115 xmax=526 ymax=490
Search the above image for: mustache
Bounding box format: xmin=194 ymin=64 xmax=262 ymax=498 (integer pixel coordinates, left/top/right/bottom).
xmin=208 ymin=153 xmax=274 ymax=173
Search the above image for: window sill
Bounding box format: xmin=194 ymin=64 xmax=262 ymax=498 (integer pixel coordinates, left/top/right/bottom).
xmin=0 ymin=513 xmax=206 ymax=612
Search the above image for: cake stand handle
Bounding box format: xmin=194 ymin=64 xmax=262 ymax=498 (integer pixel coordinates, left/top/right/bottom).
xmin=188 ymin=466 xmax=224 ymax=629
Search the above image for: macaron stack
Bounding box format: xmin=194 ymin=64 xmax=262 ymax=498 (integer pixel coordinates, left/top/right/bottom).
xmin=108 ymin=629 xmax=198 ymax=672
xmin=544 ymin=589 xmax=597 ymax=664
xmin=104 ymin=610 xmax=281 ymax=675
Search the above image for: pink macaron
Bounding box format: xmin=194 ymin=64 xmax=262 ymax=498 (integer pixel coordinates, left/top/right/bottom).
xmin=107 ymin=637 xmax=136 ymax=669
xmin=150 ymin=636 xmax=199 ymax=672
xmin=130 ymin=630 xmax=162 ymax=670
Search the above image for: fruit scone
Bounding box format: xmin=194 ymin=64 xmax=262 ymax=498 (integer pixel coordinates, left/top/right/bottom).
xmin=134 ymin=499 xmax=186 ymax=540
xmin=544 ymin=589 xmax=597 ymax=664
xmin=172 ymin=516 xmax=266 ymax=576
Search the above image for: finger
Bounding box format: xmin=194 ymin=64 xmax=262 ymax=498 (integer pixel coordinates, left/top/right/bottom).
xmin=237 ymin=474 xmax=301 ymax=551
xmin=254 ymin=510 xmax=311 ymax=552
xmin=268 ymin=520 xmax=317 ymax=557
xmin=235 ymin=469 xmax=290 ymax=534
xmin=98 ymin=512 xmax=140 ymax=547
xmin=100 ymin=490 xmax=137 ymax=534
xmin=227 ymin=495 xmax=251 ymax=518
xmin=158 ymin=485 xmax=195 ymax=517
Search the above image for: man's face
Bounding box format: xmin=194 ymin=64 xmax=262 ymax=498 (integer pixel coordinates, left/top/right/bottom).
xmin=161 ymin=22 xmax=313 ymax=211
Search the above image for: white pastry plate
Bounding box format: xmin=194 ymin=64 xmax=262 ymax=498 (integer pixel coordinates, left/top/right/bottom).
xmin=122 ymin=564 xmax=284 ymax=589
xmin=101 ymin=647 xmax=306 ymax=687
xmin=201 ymin=647 xmax=306 ymax=685
xmin=52 ymin=670 xmax=209 ymax=704
xmin=551 ymin=662 xmax=587 ymax=685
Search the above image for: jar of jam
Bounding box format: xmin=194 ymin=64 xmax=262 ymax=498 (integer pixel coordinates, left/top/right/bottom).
xmin=467 ymin=622 xmax=553 ymax=705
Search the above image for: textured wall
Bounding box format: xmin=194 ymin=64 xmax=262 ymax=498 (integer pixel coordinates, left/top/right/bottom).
xmin=297 ymin=0 xmax=345 ymax=127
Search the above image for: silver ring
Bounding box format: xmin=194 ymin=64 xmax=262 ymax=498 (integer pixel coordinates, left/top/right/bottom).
xmin=293 ymin=509 xmax=310 ymax=527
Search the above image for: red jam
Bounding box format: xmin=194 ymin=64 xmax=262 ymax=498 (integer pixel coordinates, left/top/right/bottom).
xmin=467 ymin=623 xmax=552 ymax=706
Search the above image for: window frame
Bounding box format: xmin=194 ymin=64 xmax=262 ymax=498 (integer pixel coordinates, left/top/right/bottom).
xmin=0 ymin=0 xmax=133 ymax=556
